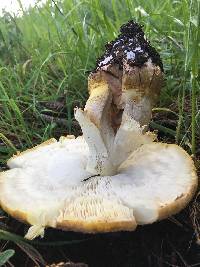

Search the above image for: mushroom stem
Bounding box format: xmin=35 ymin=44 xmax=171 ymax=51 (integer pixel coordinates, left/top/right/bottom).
xmin=75 ymin=108 xmax=116 ymax=176
xmin=75 ymin=97 xmax=156 ymax=176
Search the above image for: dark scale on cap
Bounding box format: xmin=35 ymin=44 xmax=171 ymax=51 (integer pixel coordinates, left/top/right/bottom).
xmin=94 ymin=20 xmax=163 ymax=72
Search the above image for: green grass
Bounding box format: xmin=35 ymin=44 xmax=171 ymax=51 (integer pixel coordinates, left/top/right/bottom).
xmin=0 ymin=0 xmax=199 ymax=265
xmin=0 ymin=0 xmax=199 ymax=164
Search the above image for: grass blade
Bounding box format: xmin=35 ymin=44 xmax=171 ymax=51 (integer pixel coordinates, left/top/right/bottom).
xmin=0 ymin=249 xmax=15 ymax=266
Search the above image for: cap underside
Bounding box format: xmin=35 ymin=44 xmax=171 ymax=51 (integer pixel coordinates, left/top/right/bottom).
xmin=0 ymin=136 xmax=197 ymax=239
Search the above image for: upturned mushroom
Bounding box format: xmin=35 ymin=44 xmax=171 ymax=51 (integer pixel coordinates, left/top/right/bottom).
xmin=0 ymin=21 xmax=197 ymax=240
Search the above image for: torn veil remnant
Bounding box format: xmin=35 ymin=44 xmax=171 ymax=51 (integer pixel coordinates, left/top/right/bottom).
xmin=0 ymin=21 xmax=197 ymax=240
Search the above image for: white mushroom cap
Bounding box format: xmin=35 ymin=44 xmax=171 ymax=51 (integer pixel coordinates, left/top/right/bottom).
xmin=0 ymin=120 xmax=197 ymax=239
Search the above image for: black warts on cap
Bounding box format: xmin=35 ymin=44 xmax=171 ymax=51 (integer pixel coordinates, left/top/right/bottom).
xmin=94 ymin=20 xmax=163 ymax=72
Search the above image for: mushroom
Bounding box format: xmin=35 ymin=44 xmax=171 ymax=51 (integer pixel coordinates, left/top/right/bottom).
xmin=0 ymin=21 xmax=197 ymax=240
